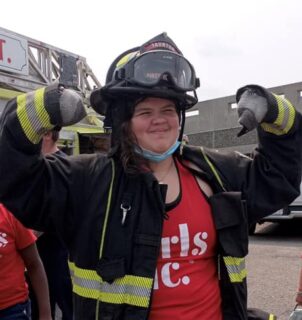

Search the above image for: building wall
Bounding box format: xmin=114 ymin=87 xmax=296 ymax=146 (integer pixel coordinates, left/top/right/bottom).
xmin=0 ymin=99 xmax=8 ymax=115
xmin=184 ymin=81 xmax=302 ymax=154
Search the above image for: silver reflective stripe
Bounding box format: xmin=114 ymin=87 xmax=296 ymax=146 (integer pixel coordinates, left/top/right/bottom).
xmin=72 ymin=276 xmax=150 ymax=297
xmin=223 ymin=256 xmax=247 ymax=283
xmin=68 ymin=262 xmax=152 ymax=307
xmin=17 ymin=87 xmax=52 ymax=143
xmin=101 ymin=282 xmax=151 ymax=297
xmin=73 ymin=276 xmax=99 ymax=290
xmin=23 ymin=91 xmax=46 ymax=136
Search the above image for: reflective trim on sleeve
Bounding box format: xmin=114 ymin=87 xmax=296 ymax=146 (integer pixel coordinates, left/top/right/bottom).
xmin=223 ymin=256 xmax=247 ymax=283
xmin=261 ymin=94 xmax=295 ymax=135
xmin=68 ymin=261 xmax=153 ymax=308
xmin=17 ymin=87 xmax=52 ymax=144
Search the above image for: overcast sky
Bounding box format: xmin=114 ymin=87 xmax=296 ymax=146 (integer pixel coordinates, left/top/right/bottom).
xmin=1 ymin=0 xmax=302 ymax=101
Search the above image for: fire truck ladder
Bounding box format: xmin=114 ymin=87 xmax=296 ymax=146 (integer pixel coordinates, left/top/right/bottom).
xmin=0 ymin=26 xmax=101 ymax=100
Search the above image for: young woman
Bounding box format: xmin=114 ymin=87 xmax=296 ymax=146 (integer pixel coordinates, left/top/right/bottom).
xmin=0 ymin=33 xmax=300 ymax=320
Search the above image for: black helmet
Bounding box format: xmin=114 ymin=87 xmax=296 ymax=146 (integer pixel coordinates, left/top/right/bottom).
xmin=90 ymin=32 xmax=199 ymax=117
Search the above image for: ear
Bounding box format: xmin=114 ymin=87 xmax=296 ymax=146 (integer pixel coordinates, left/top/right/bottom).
xmin=43 ymin=131 xmax=53 ymax=140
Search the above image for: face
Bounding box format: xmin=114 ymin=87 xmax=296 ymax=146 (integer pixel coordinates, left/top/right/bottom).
xmin=131 ymin=97 xmax=180 ymax=153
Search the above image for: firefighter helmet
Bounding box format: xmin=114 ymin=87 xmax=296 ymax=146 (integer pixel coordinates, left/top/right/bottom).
xmin=90 ymin=32 xmax=199 ymax=116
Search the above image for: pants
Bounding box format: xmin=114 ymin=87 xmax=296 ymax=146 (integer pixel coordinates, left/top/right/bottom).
xmin=0 ymin=300 xmax=30 ymax=320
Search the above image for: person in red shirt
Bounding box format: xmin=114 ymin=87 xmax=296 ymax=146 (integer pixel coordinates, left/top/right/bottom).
xmin=0 ymin=204 xmax=51 ymax=320
xmin=295 ymin=260 xmax=302 ymax=306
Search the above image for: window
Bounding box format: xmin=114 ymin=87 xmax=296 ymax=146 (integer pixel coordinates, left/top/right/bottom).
xmin=185 ymin=110 xmax=199 ymax=117
xmin=230 ymin=102 xmax=238 ymax=109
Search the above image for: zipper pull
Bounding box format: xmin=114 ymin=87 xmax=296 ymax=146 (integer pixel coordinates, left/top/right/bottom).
xmin=120 ymin=204 xmax=131 ymax=225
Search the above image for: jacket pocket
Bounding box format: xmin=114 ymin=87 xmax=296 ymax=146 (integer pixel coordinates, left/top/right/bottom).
xmin=209 ymin=191 xmax=248 ymax=257
xmin=96 ymin=257 xmax=126 ymax=283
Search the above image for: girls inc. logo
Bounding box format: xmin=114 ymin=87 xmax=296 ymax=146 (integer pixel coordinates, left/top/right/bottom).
xmin=153 ymin=223 xmax=208 ymax=289
xmin=0 ymin=231 xmax=8 ymax=248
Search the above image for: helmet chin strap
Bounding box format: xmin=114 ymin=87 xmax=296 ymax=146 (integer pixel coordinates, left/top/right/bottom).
xmin=135 ymin=140 xmax=181 ymax=162
xmin=178 ymin=108 xmax=186 ymax=142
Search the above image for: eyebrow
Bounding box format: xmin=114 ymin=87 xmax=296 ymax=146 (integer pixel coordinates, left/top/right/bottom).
xmin=135 ymin=103 xmax=176 ymax=111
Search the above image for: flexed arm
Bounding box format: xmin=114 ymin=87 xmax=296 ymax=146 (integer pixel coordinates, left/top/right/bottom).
xmin=0 ymin=85 xmax=87 ymax=231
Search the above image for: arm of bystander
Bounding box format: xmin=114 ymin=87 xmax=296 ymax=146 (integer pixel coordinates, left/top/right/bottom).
xmin=20 ymin=243 xmax=52 ymax=320
xmin=296 ymin=266 xmax=302 ymax=306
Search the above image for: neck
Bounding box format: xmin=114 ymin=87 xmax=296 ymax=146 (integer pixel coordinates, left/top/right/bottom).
xmin=150 ymin=157 xmax=175 ymax=183
xmin=42 ymin=144 xmax=59 ymax=155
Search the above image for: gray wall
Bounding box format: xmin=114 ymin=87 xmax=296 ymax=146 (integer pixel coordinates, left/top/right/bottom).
xmin=0 ymin=99 xmax=8 ymax=117
xmin=184 ymin=81 xmax=302 ymax=154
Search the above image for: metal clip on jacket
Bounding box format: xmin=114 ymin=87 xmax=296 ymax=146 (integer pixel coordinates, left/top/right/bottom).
xmin=120 ymin=204 xmax=131 ymax=225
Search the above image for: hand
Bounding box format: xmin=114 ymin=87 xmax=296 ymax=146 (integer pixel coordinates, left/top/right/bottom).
xmin=45 ymin=84 xmax=87 ymax=127
xmin=58 ymin=88 xmax=87 ymax=126
xmin=237 ymin=88 xmax=268 ymax=136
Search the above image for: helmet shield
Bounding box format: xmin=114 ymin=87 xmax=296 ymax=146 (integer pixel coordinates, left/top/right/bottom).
xmin=114 ymin=50 xmax=198 ymax=92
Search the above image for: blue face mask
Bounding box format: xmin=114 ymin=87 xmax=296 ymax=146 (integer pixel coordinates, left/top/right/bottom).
xmin=135 ymin=140 xmax=181 ymax=162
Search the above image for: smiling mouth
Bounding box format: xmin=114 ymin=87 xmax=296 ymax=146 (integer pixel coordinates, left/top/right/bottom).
xmin=150 ymin=128 xmax=169 ymax=133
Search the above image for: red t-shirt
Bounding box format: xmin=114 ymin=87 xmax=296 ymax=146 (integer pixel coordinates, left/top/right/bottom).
xmin=149 ymin=161 xmax=222 ymax=320
xmin=0 ymin=204 xmax=36 ymax=310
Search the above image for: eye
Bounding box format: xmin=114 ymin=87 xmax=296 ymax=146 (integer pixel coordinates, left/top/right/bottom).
xmin=163 ymin=107 xmax=177 ymax=114
xmin=134 ymin=110 xmax=152 ymax=117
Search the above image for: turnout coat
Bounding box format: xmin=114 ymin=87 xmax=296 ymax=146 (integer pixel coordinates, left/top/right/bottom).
xmin=0 ymin=88 xmax=301 ymax=319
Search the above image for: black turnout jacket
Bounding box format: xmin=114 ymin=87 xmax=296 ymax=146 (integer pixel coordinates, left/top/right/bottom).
xmin=0 ymin=88 xmax=301 ymax=319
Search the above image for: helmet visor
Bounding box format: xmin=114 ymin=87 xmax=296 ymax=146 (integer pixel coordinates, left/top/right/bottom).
xmin=120 ymin=51 xmax=198 ymax=92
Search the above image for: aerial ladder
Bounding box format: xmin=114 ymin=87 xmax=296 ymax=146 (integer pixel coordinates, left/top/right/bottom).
xmin=0 ymin=26 xmax=109 ymax=155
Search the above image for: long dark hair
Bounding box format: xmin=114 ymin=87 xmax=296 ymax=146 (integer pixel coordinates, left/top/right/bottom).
xmin=112 ymin=120 xmax=148 ymax=175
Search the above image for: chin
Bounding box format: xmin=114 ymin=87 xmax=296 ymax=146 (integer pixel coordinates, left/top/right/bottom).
xmin=149 ymin=145 xmax=170 ymax=154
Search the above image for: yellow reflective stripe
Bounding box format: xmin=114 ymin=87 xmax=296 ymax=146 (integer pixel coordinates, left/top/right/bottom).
xmin=116 ymin=51 xmax=138 ymax=68
xmin=99 ymin=159 xmax=115 ymax=258
xmin=274 ymin=94 xmax=295 ymax=132
xmin=73 ymin=265 xmax=99 ymax=281
xmin=17 ymin=93 xmax=38 ymax=143
xmin=116 ymin=274 xmax=152 ymax=288
xmin=200 ymin=147 xmax=226 ymax=191
xmin=99 ymin=292 xmax=149 ymax=307
xmin=34 ymin=87 xmax=51 ymax=129
xmin=68 ymin=262 xmax=153 ymax=308
xmin=73 ymin=282 xmax=100 ymax=300
xmin=17 ymin=87 xmax=52 ymax=143
xmin=261 ymin=94 xmax=295 ymax=135
xmin=269 ymin=315 xmax=275 ymax=320
xmin=223 ymin=256 xmax=247 ymax=282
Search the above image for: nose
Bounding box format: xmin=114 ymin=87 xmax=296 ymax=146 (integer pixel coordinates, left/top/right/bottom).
xmin=151 ymin=113 xmax=167 ymax=125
